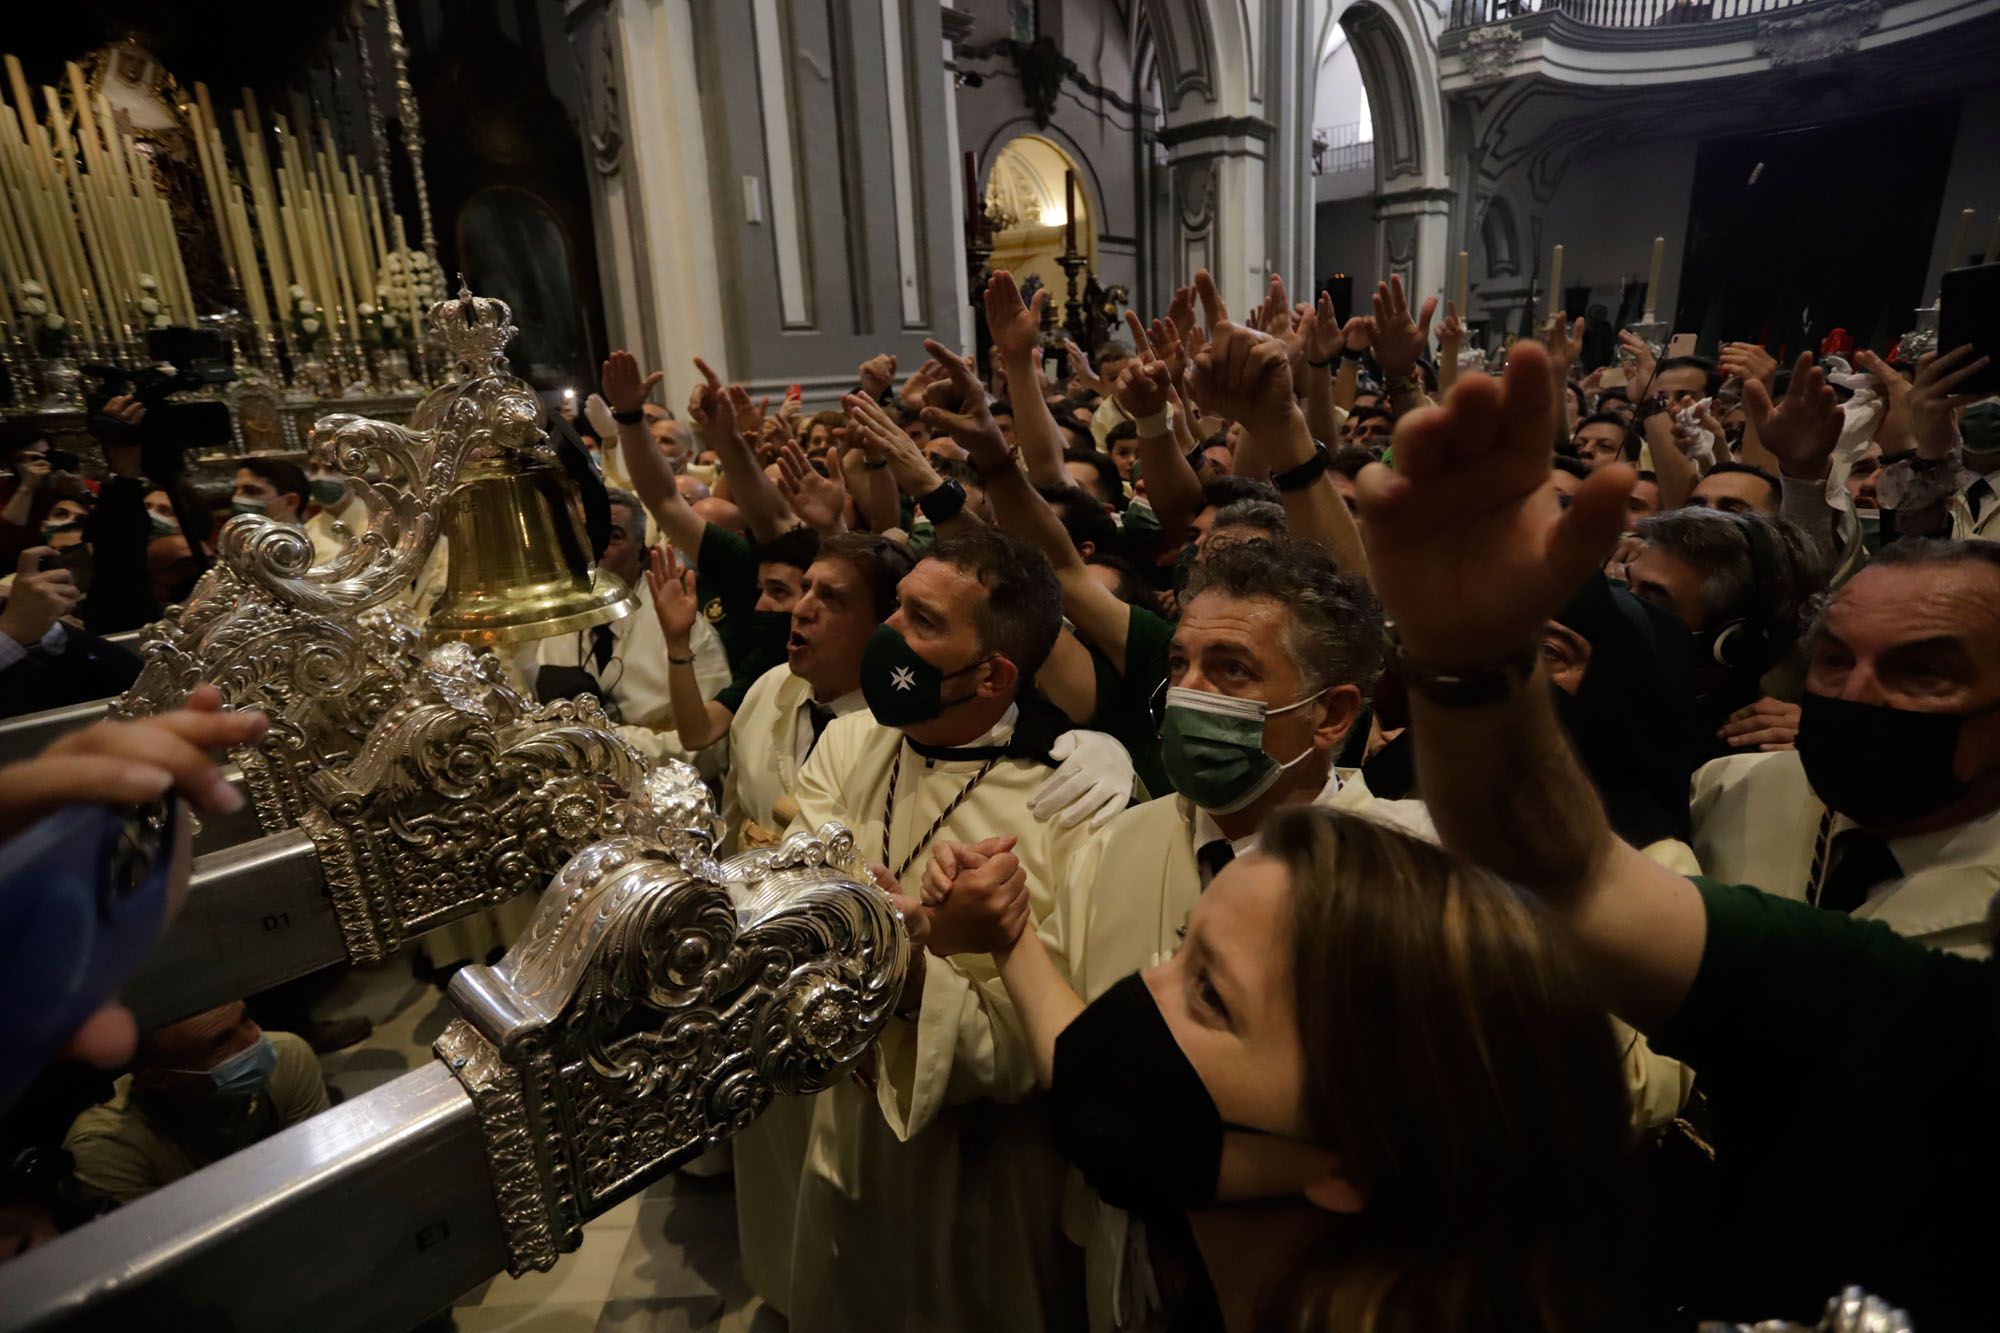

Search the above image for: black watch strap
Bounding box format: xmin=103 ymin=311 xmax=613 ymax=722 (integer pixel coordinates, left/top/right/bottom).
xmin=611 ymin=407 xmax=645 ymax=424
xmin=1393 ymin=634 xmax=1540 ymax=708
xmin=1339 ymin=347 xmax=1367 ymax=363
xmin=1270 ymin=440 xmax=1330 ymax=493
xmin=917 ymin=477 xmax=967 ymax=524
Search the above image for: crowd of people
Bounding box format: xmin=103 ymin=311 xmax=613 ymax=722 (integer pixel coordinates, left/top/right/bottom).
xmin=1 ymin=260 xmax=1995 ymax=1332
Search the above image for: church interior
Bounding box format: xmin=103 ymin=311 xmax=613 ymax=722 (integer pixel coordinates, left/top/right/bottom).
xmin=1 ymin=1 xmax=1998 ymax=1330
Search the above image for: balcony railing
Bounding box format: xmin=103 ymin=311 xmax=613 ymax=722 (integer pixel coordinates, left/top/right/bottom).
xmin=1447 ymin=0 xmax=1814 ymax=29
xmin=1311 ymin=122 xmax=1375 ymax=176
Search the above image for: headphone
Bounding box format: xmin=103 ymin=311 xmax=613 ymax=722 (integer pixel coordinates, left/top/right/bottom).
xmin=1708 ymin=512 xmax=1781 ymax=676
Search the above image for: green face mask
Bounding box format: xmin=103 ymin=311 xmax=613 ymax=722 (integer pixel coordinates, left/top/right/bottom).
xmin=1158 ymin=685 xmax=1321 ymax=813
xmin=1854 ymin=507 xmax=1882 ymax=550
xmin=860 ymin=623 xmax=989 ymax=728
xmin=40 ymin=519 xmax=80 ymax=543
xmin=307 ymin=476 xmax=347 ymax=507
xmin=1961 ymin=402 xmax=2000 ymax=458
xmin=230 ymin=498 xmax=269 ymax=517
xmin=148 ymin=512 xmax=178 ymax=538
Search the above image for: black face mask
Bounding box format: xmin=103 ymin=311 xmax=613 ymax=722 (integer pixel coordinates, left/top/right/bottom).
xmin=1051 ymin=972 xmax=1224 ymax=1213
xmin=748 ymin=608 xmax=793 ymax=663
xmin=1797 ymin=692 xmax=1996 ymax=828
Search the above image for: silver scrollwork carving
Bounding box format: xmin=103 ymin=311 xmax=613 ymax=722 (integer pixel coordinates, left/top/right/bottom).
xmin=115 ymin=286 xmax=558 ymax=836
xmin=440 ymin=795 xmax=906 ymax=1274
xmin=299 ymin=643 xmax=650 ymax=963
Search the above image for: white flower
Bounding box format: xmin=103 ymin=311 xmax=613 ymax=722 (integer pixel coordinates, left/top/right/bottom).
xmin=21 ymin=280 xmax=43 ymax=297
xmin=43 ymin=313 xmax=65 ymax=331
xmin=21 ymin=297 xmax=46 ymax=316
xmin=138 ymin=297 xmax=160 ymax=315
xmin=301 ymin=317 xmax=321 ymax=334
xmin=357 ymin=302 xmax=376 ymax=317
xmin=289 ymin=284 xmax=306 ymax=301
xmin=298 ymin=301 xmax=316 ymax=316
xmin=151 ymin=313 xmax=170 ymax=328
xmin=138 ymin=273 xmax=158 ymax=291
xmin=380 ymin=312 xmax=397 ymax=328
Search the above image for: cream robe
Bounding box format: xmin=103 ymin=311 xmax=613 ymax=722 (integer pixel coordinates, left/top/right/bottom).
xmin=742 ymin=707 xmax=1098 ymax=1332
xmin=1053 ymin=776 xmax=1693 ymax=1331
xmin=720 ymin=663 xmax=863 ymax=849
xmin=1691 ymin=749 xmax=1999 ymax=957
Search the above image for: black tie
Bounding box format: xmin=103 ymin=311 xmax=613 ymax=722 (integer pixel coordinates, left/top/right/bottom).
xmin=1197 ymin=839 xmax=1235 ymax=885
xmin=804 ymin=701 xmax=837 ymax=758
xmin=1818 ymin=829 xmax=1901 ymax=915
xmin=589 ymin=623 xmax=616 ymax=673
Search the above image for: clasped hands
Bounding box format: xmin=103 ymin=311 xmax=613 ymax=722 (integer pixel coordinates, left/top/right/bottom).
xmin=867 ymin=835 xmax=1032 ymax=963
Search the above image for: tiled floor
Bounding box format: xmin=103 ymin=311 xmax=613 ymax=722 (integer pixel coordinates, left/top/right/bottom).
xmin=314 ymin=958 xmax=785 ymax=1333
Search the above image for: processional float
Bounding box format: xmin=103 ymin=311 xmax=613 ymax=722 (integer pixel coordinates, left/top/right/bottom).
xmin=0 ymin=288 xmax=908 ymax=1329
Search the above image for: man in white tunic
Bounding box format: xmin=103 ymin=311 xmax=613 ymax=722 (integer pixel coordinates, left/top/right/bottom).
xmin=765 ymin=526 xmax=1103 ymax=1332
xmin=1691 ymin=543 xmax=2000 ymax=958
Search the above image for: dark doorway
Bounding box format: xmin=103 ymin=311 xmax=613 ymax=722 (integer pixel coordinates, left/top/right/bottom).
xmin=1677 ymin=103 xmax=1958 ymax=356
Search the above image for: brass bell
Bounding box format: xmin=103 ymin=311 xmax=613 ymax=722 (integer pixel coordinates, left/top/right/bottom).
xmin=424 ymin=451 xmax=637 ymax=645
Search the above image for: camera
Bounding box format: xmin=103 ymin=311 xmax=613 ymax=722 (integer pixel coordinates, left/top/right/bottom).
xmin=83 ymin=325 xmax=237 ymax=454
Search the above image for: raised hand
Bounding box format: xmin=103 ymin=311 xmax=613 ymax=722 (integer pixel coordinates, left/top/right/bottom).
xmin=686 ymin=356 xmax=727 ymax=434
xmin=898 ymin=361 xmax=943 ymax=414
xmin=1303 ymin=292 xmax=1342 ymax=366
xmin=726 ymin=384 xmax=768 ymax=442
xmin=1743 ymin=352 xmax=1843 ymax=479
xmin=601 ymin=349 xmax=664 ymax=417
xmin=1371 ymin=275 xmax=1437 ymax=383
xmin=1341 ymin=315 xmax=1374 ymax=354
xmin=1437 ymin=300 xmax=1465 ymax=348
xmin=1165 ymin=282 xmax=1196 ymax=344
xmin=645 ymin=544 xmax=699 ymax=645
xmin=1543 ymin=313 xmax=1584 ymax=381
xmin=1355 ymin=344 xmax=1632 ymax=671
xmin=1188 ymin=319 xmax=1295 ymax=435
xmin=776 ymin=439 xmax=849 ymax=534
xmin=858 ymin=352 xmax=898 ymax=400
xmin=1719 ymin=341 xmax=1777 ymax=390
xmin=919 ymin=337 xmax=1012 ymax=470
xmin=843 ymin=392 xmax=941 ymax=498
xmin=1902 ymin=344 xmax=1992 ymax=460
xmin=0 ymin=548 xmax=79 ymax=645
xmin=1062 ymin=338 xmax=1103 ymax=394
xmin=1617 ymin=329 xmax=1659 ymax=400
xmin=984 ymin=270 xmax=1047 ymax=364
xmin=1851 ymin=350 xmax=1914 ymax=455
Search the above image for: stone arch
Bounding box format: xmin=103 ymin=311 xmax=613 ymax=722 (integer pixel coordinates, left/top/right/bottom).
xmin=1316 ymin=0 xmax=1447 ymax=193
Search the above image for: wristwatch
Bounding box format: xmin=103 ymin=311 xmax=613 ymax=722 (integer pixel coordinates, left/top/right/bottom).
xmin=917 ymin=476 xmax=967 ymax=524
xmin=1392 ymin=630 xmax=1540 ymax=708
xmin=1386 ymin=373 xmax=1424 ymax=399
xmin=1339 ymin=346 xmax=1367 ymax=363
xmin=1269 ymin=440 xmax=1330 ymax=493
xmin=611 ymin=407 xmax=645 ymax=425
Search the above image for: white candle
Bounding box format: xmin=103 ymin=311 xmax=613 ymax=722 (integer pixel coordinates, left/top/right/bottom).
xmin=1643 ymin=236 xmax=1665 ymax=322
xmin=1455 ymin=249 xmax=1469 ymax=318
xmin=1942 ymin=207 xmax=1975 ymax=274
xmin=1546 ymin=243 xmax=1563 ymax=322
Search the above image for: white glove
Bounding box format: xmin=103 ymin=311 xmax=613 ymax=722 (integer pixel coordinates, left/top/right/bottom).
xmin=584 ymin=391 xmax=617 ymax=441
xmin=1032 ymin=730 xmax=1135 ymax=830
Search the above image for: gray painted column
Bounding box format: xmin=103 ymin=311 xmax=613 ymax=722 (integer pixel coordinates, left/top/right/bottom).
xmin=566 ymin=0 xmax=966 ymax=406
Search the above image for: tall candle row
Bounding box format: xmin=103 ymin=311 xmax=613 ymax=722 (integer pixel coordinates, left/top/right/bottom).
xmin=1 ymin=54 xmax=197 ymax=354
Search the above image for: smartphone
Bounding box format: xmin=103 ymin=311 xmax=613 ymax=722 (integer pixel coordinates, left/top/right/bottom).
xmin=0 ymin=799 xmax=179 ymax=1109
xmin=1666 ymin=334 xmax=1698 ymax=360
xmin=1939 ymin=262 xmax=2000 ymax=396
xmin=43 ymin=448 xmax=80 ymax=474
